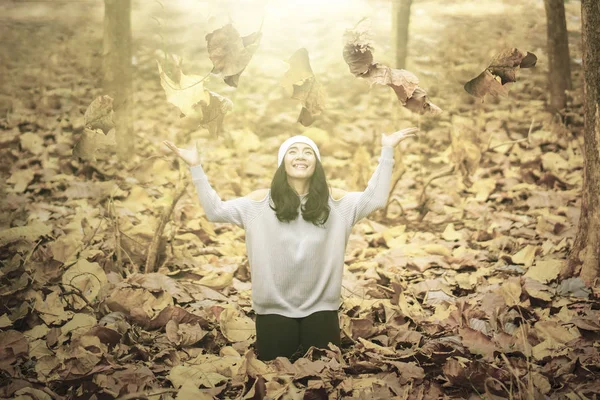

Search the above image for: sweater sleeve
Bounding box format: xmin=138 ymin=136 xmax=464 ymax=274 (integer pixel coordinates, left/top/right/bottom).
xmin=333 ymin=146 xmax=395 ymax=227
xmin=189 ymin=164 xmax=263 ymax=229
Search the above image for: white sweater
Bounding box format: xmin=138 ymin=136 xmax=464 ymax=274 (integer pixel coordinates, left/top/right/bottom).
xmin=189 ymin=146 xmax=395 ymax=318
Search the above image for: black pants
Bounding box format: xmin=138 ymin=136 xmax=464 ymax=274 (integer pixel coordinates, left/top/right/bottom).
xmin=255 ymin=310 xmax=341 ymax=361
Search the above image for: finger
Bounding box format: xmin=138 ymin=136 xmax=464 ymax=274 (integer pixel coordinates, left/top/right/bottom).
xmin=164 ymin=142 xmax=178 ymax=154
xmin=392 ymin=128 xmax=417 ymax=136
xmin=401 ymin=127 xmax=419 ymax=134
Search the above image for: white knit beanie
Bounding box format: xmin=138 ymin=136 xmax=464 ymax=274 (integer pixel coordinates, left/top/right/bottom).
xmin=277 ymin=135 xmax=321 ymax=167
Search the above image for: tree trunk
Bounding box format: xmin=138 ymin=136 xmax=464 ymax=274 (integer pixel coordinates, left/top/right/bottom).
xmin=103 ymin=0 xmax=133 ymax=159
xmin=392 ymin=0 xmax=412 ymax=69
xmin=543 ymin=0 xmax=573 ymax=112
xmin=565 ymin=0 xmax=600 ymax=286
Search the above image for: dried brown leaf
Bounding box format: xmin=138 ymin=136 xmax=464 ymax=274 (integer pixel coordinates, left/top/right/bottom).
xmin=464 ymin=48 xmax=537 ymax=98
xmin=206 ymin=24 xmax=262 ymax=85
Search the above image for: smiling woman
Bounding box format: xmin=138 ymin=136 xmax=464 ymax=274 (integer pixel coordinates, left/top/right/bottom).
xmin=165 ymin=126 xmax=417 ymax=361
xmin=269 ymin=135 xmax=331 ymax=226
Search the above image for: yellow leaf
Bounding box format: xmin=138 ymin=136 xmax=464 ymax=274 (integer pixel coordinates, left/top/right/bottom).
xmin=422 ymin=244 xmax=451 ymax=256
xmin=532 ymin=339 xmax=568 ymax=361
xmin=512 ymin=245 xmax=537 ymax=267
xmin=219 ymin=308 xmax=255 ymax=342
xmin=0 ymin=220 xmax=52 ymax=246
xmin=382 ymin=225 xmax=407 ymax=248
xmin=198 ymin=271 xmax=233 ymax=290
xmin=471 ymin=178 xmax=497 ymax=202
xmin=175 ymin=381 xmax=214 ymax=400
xmin=156 ymin=60 xmax=210 ymax=117
xmin=62 ymin=260 xmax=108 ymax=308
xmin=358 ymin=337 xmax=395 ymax=355
xmin=524 ymin=259 xmax=563 ymax=283
xmin=20 ymin=132 xmax=45 ymax=155
xmin=541 ymin=152 xmax=570 ymax=174
xmin=7 ymin=169 xmax=35 ymax=193
xmin=426 ymin=303 xmax=456 ymax=322
xmin=534 ymin=320 xmax=580 ymax=344
xmin=280 ymin=48 xmax=314 ymax=97
xmin=442 ymin=223 xmax=464 ymax=241
xmin=0 ymin=314 xmax=12 ymax=328
xmin=497 ymin=278 xmax=521 ymax=306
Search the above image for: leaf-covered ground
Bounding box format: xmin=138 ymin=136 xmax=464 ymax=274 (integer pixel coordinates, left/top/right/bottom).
xmin=1 ymin=0 xmax=599 ymax=399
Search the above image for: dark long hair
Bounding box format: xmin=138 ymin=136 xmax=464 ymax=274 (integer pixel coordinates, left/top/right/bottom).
xmin=269 ymin=157 xmax=331 ymax=227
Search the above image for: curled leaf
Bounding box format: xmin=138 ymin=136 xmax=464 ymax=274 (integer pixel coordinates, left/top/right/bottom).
xmin=405 ymin=86 xmax=443 ymax=116
xmin=343 ymin=19 xmax=441 ymax=115
xmin=464 ymin=48 xmax=537 ymax=99
xmin=73 ymin=128 xmax=116 ymax=162
xmin=156 ymin=57 xmax=210 ymax=117
xmin=219 ymin=308 xmax=255 ymax=342
xmin=281 ymin=48 xmax=325 ymax=126
xmin=363 ymin=63 xmax=419 ymax=102
xmin=206 ymin=24 xmax=262 ymax=87
xmin=157 ymin=55 xmax=232 ymax=137
xmin=196 ymin=90 xmax=233 ymax=138
xmin=84 ymin=95 xmax=114 ymax=134
xmin=342 ymin=18 xmax=373 ymax=76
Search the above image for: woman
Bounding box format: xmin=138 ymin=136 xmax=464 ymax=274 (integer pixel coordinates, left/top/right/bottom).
xmin=163 ymin=127 xmax=417 ymax=361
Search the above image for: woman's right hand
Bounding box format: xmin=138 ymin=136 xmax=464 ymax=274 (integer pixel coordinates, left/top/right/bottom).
xmin=163 ymin=140 xmax=200 ymax=166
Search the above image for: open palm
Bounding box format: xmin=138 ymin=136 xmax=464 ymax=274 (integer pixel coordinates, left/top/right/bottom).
xmin=381 ymin=127 xmax=419 ymax=148
xmin=163 ymin=140 xmax=200 ymax=166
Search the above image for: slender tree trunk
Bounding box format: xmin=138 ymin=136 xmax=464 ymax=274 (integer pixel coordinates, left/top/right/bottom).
xmin=565 ymin=0 xmax=600 ymax=286
xmin=103 ymin=0 xmax=133 ymax=159
xmin=543 ymin=0 xmax=573 ymax=111
xmin=392 ymin=0 xmax=412 ymax=69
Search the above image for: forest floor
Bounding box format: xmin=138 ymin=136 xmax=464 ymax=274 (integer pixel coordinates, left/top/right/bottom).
xmin=1 ymin=0 xmax=599 ymax=399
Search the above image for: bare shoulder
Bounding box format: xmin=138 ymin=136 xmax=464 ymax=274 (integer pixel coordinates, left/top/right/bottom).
xmin=245 ymin=189 xmax=270 ymax=202
xmin=329 ymin=187 xmax=348 ymax=201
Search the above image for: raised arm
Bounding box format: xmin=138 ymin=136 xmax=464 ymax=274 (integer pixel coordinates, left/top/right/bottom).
xmin=189 ymin=164 xmax=262 ymax=228
xmin=163 ymin=140 xmax=263 ymax=229
xmin=333 ymin=128 xmax=417 ymax=227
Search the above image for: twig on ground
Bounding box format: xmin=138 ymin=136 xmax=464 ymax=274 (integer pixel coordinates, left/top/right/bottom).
xmin=58 ymin=282 xmax=95 ymax=312
xmin=145 ymin=178 xmax=189 ymax=273
xmin=416 ymin=166 xmax=455 ymax=220
xmin=487 ymin=118 xmax=534 ymax=153
xmin=108 ymin=196 xmax=124 ymax=274
xmin=116 ymin=388 xmax=178 ymax=400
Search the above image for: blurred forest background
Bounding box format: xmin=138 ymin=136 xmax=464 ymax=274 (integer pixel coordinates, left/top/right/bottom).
xmin=1 ymin=0 xmax=599 ymax=399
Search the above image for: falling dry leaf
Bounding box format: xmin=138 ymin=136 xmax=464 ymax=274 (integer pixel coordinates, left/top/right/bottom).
xmin=157 ymin=55 xmax=233 ymax=137
xmin=189 ymin=90 xmax=233 ymax=137
xmin=206 ymin=23 xmax=262 ymax=87
xmin=343 ymin=18 xmax=441 ymax=115
xmin=156 ymin=56 xmax=210 ymax=117
xmin=280 ymin=48 xmax=325 ymax=126
xmin=72 ymin=128 xmax=116 ymax=162
xmin=464 ymin=48 xmax=537 ymax=99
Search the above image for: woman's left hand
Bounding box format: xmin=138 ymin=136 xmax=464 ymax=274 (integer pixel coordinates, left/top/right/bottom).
xmin=381 ymin=127 xmax=419 ymax=148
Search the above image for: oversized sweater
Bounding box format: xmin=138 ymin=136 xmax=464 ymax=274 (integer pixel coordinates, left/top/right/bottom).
xmin=189 ymin=146 xmax=395 ymax=318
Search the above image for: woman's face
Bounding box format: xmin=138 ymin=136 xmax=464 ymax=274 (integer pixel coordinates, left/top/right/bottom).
xmin=284 ymin=143 xmax=316 ymax=179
